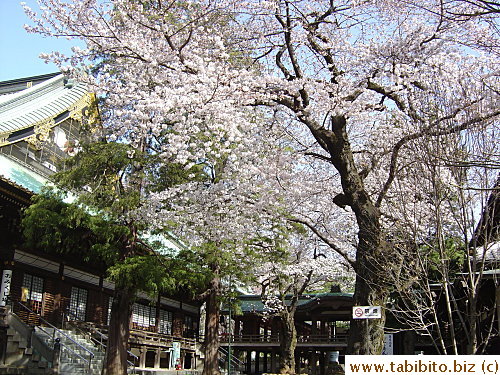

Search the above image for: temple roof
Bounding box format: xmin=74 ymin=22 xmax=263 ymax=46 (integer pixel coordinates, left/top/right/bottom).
xmin=0 ymin=154 xmax=47 ymax=194
xmin=0 ymin=73 xmax=60 ymax=96
xmin=0 ymin=74 xmax=88 ymax=146
xmin=472 ymin=176 xmax=500 ymax=247
xmin=234 ymin=293 xmax=353 ymax=314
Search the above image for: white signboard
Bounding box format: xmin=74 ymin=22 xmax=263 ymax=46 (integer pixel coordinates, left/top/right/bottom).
xmin=382 ymin=334 xmax=394 ymax=355
xmin=352 ymin=306 xmax=382 ymax=319
xmin=0 ymin=270 xmax=12 ymax=307
xmin=171 ymin=341 xmax=181 ymax=369
xmin=328 ymin=351 xmax=339 ymax=363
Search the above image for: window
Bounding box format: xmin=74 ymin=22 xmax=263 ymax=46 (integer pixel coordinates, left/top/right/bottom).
xmin=184 ymin=314 xmax=197 ymax=338
xmin=132 ymin=303 xmax=156 ymax=331
xmin=159 ymin=309 xmax=173 ymax=335
xmin=69 ymin=286 xmax=88 ymax=321
xmin=22 ymin=273 xmax=44 ymax=303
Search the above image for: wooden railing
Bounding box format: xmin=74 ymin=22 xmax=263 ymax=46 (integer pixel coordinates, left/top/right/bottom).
xmin=84 ymin=322 xmax=198 ymax=351
xmin=219 ymin=334 xmax=348 ymax=345
xmin=128 ymin=329 xmax=197 ymax=350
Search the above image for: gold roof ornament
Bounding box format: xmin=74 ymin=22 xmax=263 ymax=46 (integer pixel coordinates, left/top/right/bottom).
xmin=0 ymin=74 xmax=92 ymax=148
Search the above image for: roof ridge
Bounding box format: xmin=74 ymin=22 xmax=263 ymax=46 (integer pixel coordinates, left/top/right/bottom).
xmin=0 ymin=74 xmax=66 ymax=113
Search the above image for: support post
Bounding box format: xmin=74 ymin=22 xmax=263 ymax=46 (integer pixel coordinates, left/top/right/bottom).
xmin=154 ymin=348 xmax=161 ymax=368
xmin=246 ymin=351 xmax=252 ymax=374
xmin=52 ymin=338 xmax=61 ymax=375
xmin=139 ymin=346 xmax=146 ymax=368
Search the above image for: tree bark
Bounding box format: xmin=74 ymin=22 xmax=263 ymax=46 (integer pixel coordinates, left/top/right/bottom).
xmin=102 ymin=285 xmax=134 ymax=375
xmin=279 ymin=84 xmax=392 ymax=353
xmin=346 ymin=215 xmax=388 ymax=354
xmin=323 ymin=116 xmax=390 ymax=354
xmin=203 ymin=266 xmax=221 ymax=375
xmin=347 ymin=272 xmax=388 ymax=354
xmin=278 ymin=309 xmax=297 ymax=374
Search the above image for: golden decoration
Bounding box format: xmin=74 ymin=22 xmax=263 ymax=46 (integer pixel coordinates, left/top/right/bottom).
xmin=69 ymin=92 xmax=99 ymax=124
xmin=25 ymin=118 xmax=55 ymax=150
xmin=1 ymin=91 xmax=99 ymax=149
xmin=0 ymin=134 xmax=8 ymax=147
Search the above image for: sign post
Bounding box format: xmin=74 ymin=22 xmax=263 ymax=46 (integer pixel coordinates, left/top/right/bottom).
xmin=171 ymin=341 xmax=181 ymax=369
xmin=382 ymin=334 xmax=394 ymax=355
xmin=352 ymin=306 xmax=382 ymax=319
xmin=0 ymin=270 xmax=12 ymax=307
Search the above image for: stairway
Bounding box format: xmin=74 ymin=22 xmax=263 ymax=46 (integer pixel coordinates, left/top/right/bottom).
xmin=0 ymin=327 xmax=52 ymax=375
xmin=0 ymin=306 xmax=104 ymax=375
xmin=219 ymin=346 xmax=244 ymax=375
xmin=36 ymin=327 xmax=105 ymax=375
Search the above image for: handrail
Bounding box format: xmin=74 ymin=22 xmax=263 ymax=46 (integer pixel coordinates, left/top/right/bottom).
xmin=65 ymin=308 xmax=139 ymax=366
xmin=17 ymin=301 xmax=94 ymax=364
xmin=129 ymin=328 xmax=197 ymax=347
xmin=219 ymin=346 xmax=244 ymax=367
xmin=65 ymin=309 xmax=108 ymax=349
xmin=219 ymin=333 xmax=348 ymax=343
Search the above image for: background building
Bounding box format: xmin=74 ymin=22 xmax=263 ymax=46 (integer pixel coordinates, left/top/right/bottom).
xmin=0 ymin=74 xmax=202 ymax=374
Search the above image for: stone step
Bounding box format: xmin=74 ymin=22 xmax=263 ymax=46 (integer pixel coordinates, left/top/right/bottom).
xmin=6 ymin=329 xmax=17 ymax=336
xmin=0 ymin=366 xmax=48 ymax=375
xmin=37 ymin=328 xmax=105 ymax=374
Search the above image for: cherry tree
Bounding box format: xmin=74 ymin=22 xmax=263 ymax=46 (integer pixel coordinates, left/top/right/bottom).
xmin=227 ymin=0 xmax=499 ymax=354
xmin=23 ymin=0 xmax=499 ymax=357
xmin=142 ymin=127 xmax=296 ymax=375
xmin=385 ymin=127 xmax=499 ymax=354
xmin=23 ymin=3 xmax=305 ymax=374
xmin=257 ymin=232 xmax=353 ymax=374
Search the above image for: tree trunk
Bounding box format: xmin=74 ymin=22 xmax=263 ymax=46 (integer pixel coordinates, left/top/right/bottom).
xmin=102 ymin=285 xmax=134 ymax=375
xmin=347 ymin=226 xmax=389 ymax=355
xmin=347 ymin=214 xmax=388 ymax=356
xmin=278 ymin=309 xmax=297 ymax=374
xmin=203 ymin=268 xmax=221 ymax=375
xmin=324 ymin=116 xmax=390 ymax=354
xmin=346 ymin=248 xmax=388 ymax=354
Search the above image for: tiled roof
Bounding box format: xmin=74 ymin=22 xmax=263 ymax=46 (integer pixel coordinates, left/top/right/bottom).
xmin=0 ymin=154 xmax=47 ymax=194
xmin=235 ymin=292 xmax=353 ymax=313
xmin=473 ymin=241 xmax=500 ymax=262
xmin=0 ymin=74 xmax=87 ymax=144
xmin=0 ymin=73 xmax=60 ymax=96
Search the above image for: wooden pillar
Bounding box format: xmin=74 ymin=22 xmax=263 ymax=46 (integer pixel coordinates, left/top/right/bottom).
xmin=255 ymin=351 xmax=260 ymax=374
xmin=235 ymin=319 xmax=241 ymax=338
xmin=154 ymin=348 xmax=161 ymax=368
xmin=54 ymin=263 xmax=64 ymax=327
xmin=311 ymin=350 xmax=318 ymax=375
xmin=139 ymin=346 xmax=147 ymax=368
xmin=97 ymin=276 xmax=104 ymax=326
xmin=263 ymin=351 xmax=268 ymax=373
xmin=155 ymin=296 xmax=161 ymax=333
xmin=312 ymin=319 xmax=318 ymax=335
xmin=270 ymin=349 xmax=277 ymax=373
xmin=319 ymin=351 xmax=325 ymax=375
xmin=246 ymin=351 xmax=252 ymax=374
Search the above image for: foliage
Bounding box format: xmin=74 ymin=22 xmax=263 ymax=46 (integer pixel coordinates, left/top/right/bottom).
xmin=22 ymin=189 xmax=129 ymax=264
xmin=422 ymin=238 xmax=467 ymax=282
xmin=23 ymin=0 xmax=499 ymax=356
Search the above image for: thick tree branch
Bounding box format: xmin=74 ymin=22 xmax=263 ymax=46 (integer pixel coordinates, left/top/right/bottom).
xmin=290 ymin=217 xmax=356 ymax=268
xmin=304 ymin=151 xmax=331 ymax=163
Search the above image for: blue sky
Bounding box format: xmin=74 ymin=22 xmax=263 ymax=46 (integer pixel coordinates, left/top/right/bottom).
xmin=0 ymin=1 xmax=78 ymax=81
